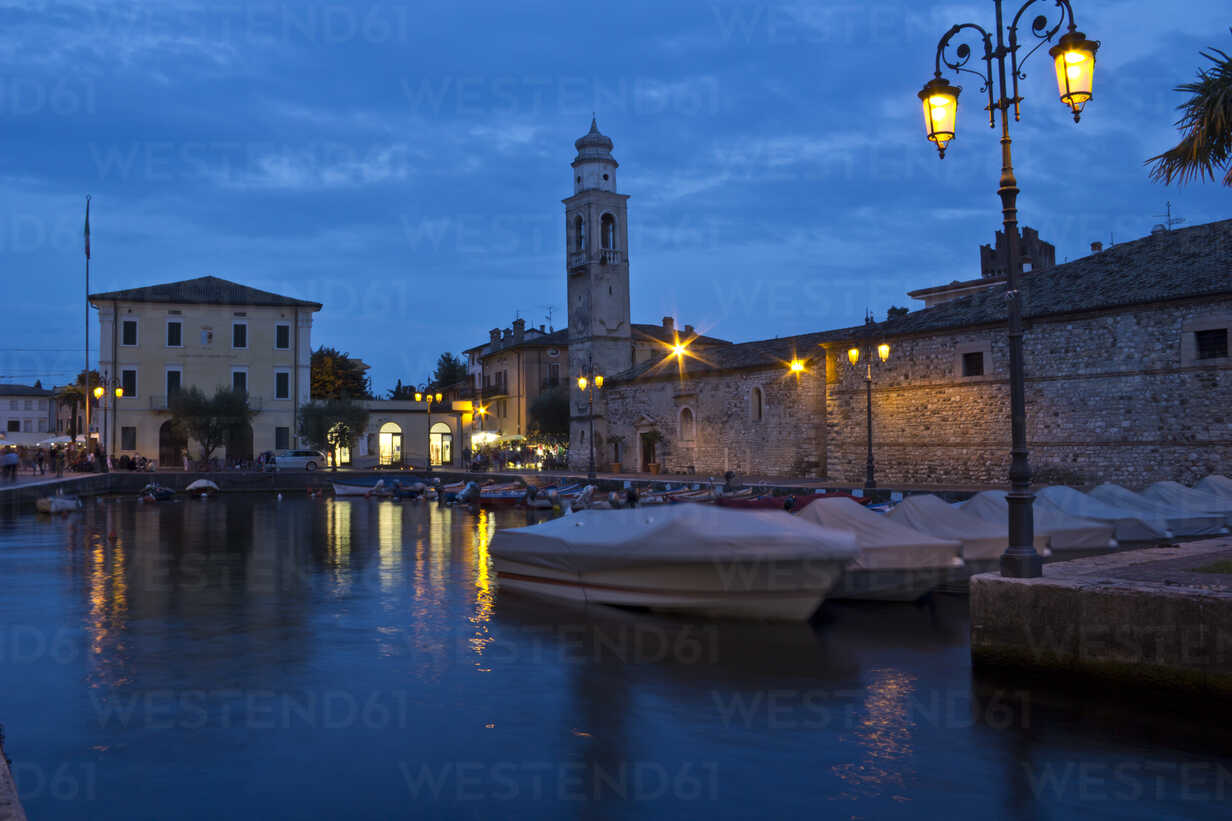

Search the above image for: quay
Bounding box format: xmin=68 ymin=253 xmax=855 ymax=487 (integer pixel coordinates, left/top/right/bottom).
xmin=0 ymin=728 xmax=27 ymax=821
xmin=971 ymin=538 xmax=1232 ymax=695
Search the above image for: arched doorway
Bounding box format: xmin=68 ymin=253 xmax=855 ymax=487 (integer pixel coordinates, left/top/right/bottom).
xmin=430 ymin=422 xmax=453 ymax=466
xmin=225 ymin=422 xmax=253 ymax=464
xmin=379 ymin=422 xmax=403 ymax=466
xmin=158 ymin=420 xmax=187 ymax=468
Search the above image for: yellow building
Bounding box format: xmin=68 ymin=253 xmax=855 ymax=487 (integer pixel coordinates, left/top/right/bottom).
xmin=89 ymin=276 xmax=320 ymax=466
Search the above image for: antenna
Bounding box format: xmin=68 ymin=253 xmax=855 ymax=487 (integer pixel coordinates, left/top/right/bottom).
xmin=541 ymin=304 xmax=556 ymax=331
xmin=1154 ymin=201 xmax=1186 ymax=231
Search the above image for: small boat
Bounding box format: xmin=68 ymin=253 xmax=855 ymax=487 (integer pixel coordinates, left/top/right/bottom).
xmin=796 ymin=498 xmax=965 ymax=602
xmin=36 ymin=495 xmax=83 ymax=514
xmin=185 ymin=479 xmax=220 ymax=494
xmin=138 ymin=483 xmax=176 ymax=502
xmin=332 ymin=480 xmax=391 ymax=497
xmin=490 ymin=504 xmax=858 ymax=621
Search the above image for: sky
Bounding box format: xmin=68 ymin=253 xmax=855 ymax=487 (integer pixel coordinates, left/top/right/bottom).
xmin=0 ymin=0 xmax=1228 ymax=394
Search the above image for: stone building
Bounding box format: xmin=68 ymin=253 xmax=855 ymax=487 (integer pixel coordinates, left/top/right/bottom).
xmin=600 ymin=219 xmax=1231 ymax=487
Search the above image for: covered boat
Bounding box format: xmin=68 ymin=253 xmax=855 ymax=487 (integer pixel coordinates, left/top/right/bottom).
xmin=332 ymin=480 xmax=390 ymax=497
xmin=489 ymin=504 xmax=858 ymax=621
xmin=138 ymin=483 xmax=176 ymax=502
xmin=960 ymin=490 xmax=1116 ymax=551
xmin=795 ymin=498 xmax=964 ymax=601
xmin=1142 ymin=481 xmax=1232 ymax=526
xmin=185 ymin=479 xmax=220 ymax=494
xmin=885 ymin=494 xmax=1019 ymax=571
xmin=1088 ymin=483 xmax=1227 ymax=537
xmin=1196 ymin=475 xmax=1232 ymax=502
xmin=1037 ymin=485 xmax=1173 ymax=542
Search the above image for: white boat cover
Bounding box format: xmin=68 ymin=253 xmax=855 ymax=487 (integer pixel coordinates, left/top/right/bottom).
xmin=960 ymin=490 xmax=1115 ymax=550
xmin=1038 ymin=486 xmax=1172 ymax=541
xmin=1196 ymin=475 xmax=1232 ymax=501
xmin=1089 ymin=483 xmax=1226 ymax=537
xmin=1142 ymin=481 xmax=1232 ymax=524
xmin=795 ymin=498 xmax=962 ymax=570
xmin=886 ymin=494 xmax=1006 ymax=561
xmin=186 ymin=479 xmax=220 ymax=492
xmin=490 ymin=504 xmax=858 ymax=573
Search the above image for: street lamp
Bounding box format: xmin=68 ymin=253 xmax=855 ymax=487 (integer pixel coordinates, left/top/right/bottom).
xmin=91 ymin=374 xmax=124 ymax=466
xmin=920 ymin=0 xmax=1099 ymax=578
xmin=576 ymin=355 xmax=603 ymax=481
xmin=846 ymin=313 xmax=890 ymax=490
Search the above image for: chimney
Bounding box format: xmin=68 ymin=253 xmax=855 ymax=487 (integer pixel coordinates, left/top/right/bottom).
xmin=684 ymin=324 xmax=695 ymax=337
xmin=540 ymin=324 xmax=546 ymax=333
xmin=662 ymin=316 xmax=674 ymax=333
xmin=489 ymin=328 xmax=501 ymax=345
xmin=512 ymin=318 xmax=525 ymax=341
xmin=1090 ymin=241 xmax=1103 ymax=253
xmin=502 ymin=327 xmax=512 ymax=341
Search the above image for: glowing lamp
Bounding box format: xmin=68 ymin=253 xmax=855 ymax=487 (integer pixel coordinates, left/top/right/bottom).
xmin=414 ymin=392 xmax=422 ymax=402
xmin=92 ymin=386 xmax=104 ymax=399
xmin=671 ymin=343 xmax=686 ymax=357
xmin=115 ymin=387 xmax=123 ymax=398
xmin=878 ymin=343 xmax=890 ymax=363
xmin=594 ymin=375 xmax=604 ymax=389
xmin=577 ymin=376 xmax=588 ymax=391
xmin=1049 ymin=31 xmax=1098 ymax=122
xmin=789 ymin=359 xmax=804 ymax=373
xmin=918 ymin=77 xmax=961 ymax=158
xmin=478 ymin=406 xmax=487 ymax=416
xmin=435 ymin=392 xmax=443 ymax=403
xmin=847 ymin=347 xmax=860 ymax=366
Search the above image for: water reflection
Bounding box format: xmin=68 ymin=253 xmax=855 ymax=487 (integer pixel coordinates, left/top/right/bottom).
xmin=832 ymin=667 xmax=918 ymax=799
xmin=469 ymin=509 xmax=496 ymax=666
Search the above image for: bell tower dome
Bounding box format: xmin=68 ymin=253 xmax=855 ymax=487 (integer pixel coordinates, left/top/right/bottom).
xmin=572 ymin=117 xmax=619 ymax=194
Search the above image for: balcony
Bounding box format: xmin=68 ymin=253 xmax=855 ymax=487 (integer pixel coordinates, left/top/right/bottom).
xmin=568 ymin=249 xmax=622 ymax=270
xmin=598 ymin=248 xmax=621 ymax=266
xmin=567 ymin=251 xmax=588 ymax=271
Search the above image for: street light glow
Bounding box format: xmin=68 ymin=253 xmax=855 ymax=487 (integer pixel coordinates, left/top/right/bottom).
xmin=789 ymin=359 xmax=805 ymax=373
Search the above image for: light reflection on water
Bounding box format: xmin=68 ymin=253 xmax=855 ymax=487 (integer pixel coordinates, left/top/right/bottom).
xmin=0 ymin=496 xmax=1229 ymax=821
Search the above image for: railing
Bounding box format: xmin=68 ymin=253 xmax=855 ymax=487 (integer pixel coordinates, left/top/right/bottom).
xmin=567 ymin=251 xmax=588 ymax=270
xmin=598 ymin=248 xmax=621 ymax=265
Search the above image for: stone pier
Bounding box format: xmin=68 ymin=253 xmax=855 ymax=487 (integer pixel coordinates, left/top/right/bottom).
xmin=971 ymin=538 xmax=1232 ymax=695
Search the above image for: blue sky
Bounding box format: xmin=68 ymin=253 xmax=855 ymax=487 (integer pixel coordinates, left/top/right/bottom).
xmin=1 ymin=0 xmax=1228 ymax=393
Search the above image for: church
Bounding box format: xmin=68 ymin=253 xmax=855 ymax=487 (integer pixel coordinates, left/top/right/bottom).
xmin=547 ymin=120 xmax=1232 ymax=488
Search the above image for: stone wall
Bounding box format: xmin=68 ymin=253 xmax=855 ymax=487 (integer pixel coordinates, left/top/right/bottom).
xmin=603 ymin=363 xmax=828 ymax=477
xmin=824 ymin=298 xmax=1232 ymax=488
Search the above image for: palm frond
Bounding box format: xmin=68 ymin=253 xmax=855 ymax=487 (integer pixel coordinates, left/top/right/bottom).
xmin=1146 ymin=35 xmax=1232 ymax=186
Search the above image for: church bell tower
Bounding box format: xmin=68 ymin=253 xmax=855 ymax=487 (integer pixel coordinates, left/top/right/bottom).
xmin=564 ymin=118 xmax=632 ymax=470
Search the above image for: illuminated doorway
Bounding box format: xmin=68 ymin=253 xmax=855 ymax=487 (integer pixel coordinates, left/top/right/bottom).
xmin=430 ymin=422 xmax=453 ymax=466
xmin=379 ymin=422 xmax=403 ymax=466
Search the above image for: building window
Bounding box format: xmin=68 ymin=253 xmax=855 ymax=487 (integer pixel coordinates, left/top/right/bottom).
xmin=121 ymin=369 xmax=137 ymax=398
xmin=679 ymin=407 xmax=696 ymax=441
xmin=7 ymin=400 xmax=14 ymax=409
xmin=201 ymin=328 xmax=214 ymax=346
xmin=274 ymin=370 xmax=290 ymax=400
xmin=38 ymin=419 xmax=46 ymax=433
xmin=573 ymin=215 xmax=585 ymax=252
xmin=962 ymin=351 xmax=985 ymax=377
xmin=121 ymin=426 xmax=136 ymax=451
xmin=1195 ymin=328 xmax=1228 ymax=360
xmin=547 ymin=362 xmax=560 ymax=386
xmin=751 ymin=386 xmax=764 ymax=422
xmin=121 ymin=320 xmax=138 ymax=346
xmin=232 ymin=322 xmax=248 ymax=349
xmin=232 ymin=370 xmax=248 ymax=393
xmin=601 ymin=213 xmax=616 ymax=249
xmin=166 ymin=369 xmax=182 ymax=398
xmin=166 ymin=320 xmax=182 ymax=347
xmin=275 ymin=426 xmax=290 ymax=450
xmin=275 ymin=323 xmax=290 ymax=350
xmin=5 ymin=420 xmax=17 ymax=432
xmin=22 ymin=419 xmax=31 ymax=432
xmin=23 ymin=400 xmax=31 ymax=410
xmin=497 ymin=399 xmax=507 ymax=418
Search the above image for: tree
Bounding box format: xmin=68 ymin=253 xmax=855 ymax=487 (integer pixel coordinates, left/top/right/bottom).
xmin=297 ymin=397 xmax=370 ymax=471
xmin=428 ymin=352 xmax=468 ymax=390
xmin=1147 ymin=33 xmax=1232 ymax=187
xmin=311 ymin=347 xmax=372 ymax=399
xmin=168 ymin=387 xmax=255 ymax=463
xmin=57 ymin=370 xmax=100 ymax=441
xmin=528 ymin=385 xmax=570 ymax=436
xmin=886 ymin=306 xmax=909 ymax=320
xmin=387 ymin=379 xmax=417 ymax=400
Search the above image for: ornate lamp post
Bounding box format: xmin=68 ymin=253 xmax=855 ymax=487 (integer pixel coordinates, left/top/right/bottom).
xmin=919 ymin=0 xmax=1098 ymax=578
xmin=846 ymin=314 xmax=890 ymax=490
xmin=418 ymin=390 xmax=444 ymax=472
xmin=576 ymin=355 xmax=604 ymax=481
xmin=91 ymin=374 xmax=123 ymax=466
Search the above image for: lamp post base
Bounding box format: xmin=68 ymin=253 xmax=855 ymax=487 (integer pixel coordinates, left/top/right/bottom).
xmin=999 ymin=551 xmax=1043 ymax=579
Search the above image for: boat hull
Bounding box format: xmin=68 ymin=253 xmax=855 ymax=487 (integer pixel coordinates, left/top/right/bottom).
xmin=492 ymin=556 xmax=848 ymax=621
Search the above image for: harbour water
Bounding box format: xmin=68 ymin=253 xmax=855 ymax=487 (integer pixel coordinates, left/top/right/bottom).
xmin=1 ymin=495 xmax=1229 ymax=819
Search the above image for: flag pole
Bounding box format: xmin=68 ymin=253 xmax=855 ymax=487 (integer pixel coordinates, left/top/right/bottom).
xmin=84 ymin=195 xmax=91 ymax=447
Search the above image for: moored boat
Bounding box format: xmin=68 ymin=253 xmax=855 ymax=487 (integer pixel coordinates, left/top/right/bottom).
xmin=36 ymin=495 xmax=83 ymax=514
xmin=138 ymin=483 xmax=176 ymax=502
xmin=489 ymin=504 xmax=858 ymax=621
